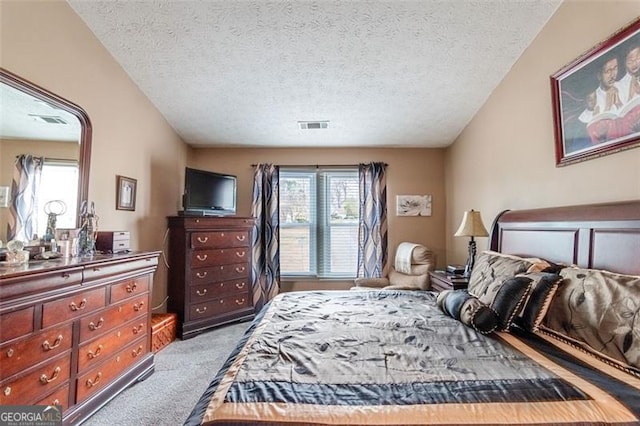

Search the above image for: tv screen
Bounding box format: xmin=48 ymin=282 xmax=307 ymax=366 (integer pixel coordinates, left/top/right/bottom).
xmin=183 ymin=167 xmax=236 ymax=216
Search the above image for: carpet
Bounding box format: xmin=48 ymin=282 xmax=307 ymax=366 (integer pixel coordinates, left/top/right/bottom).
xmin=83 ymin=321 xmax=250 ymax=426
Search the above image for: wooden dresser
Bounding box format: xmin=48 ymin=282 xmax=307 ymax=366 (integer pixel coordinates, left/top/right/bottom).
xmin=167 ymin=216 xmax=255 ymax=339
xmin=0 ymin=251 xmax=160 ymax=425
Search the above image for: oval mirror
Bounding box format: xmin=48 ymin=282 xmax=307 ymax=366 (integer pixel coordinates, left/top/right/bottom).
xmin=0 ymin=68 xmax=91 ymax=245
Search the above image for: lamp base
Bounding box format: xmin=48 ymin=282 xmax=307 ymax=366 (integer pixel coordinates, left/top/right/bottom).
xmin=463 ymin=237 xmax=477 ymax=278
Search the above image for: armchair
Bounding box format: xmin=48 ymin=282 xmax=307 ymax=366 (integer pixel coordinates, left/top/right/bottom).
xmin=353 ymin=242 xmax=437 ymax=290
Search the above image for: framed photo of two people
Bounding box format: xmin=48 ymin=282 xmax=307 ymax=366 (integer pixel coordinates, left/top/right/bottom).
xmin=551 ymin=18 xmax=640 ymax=166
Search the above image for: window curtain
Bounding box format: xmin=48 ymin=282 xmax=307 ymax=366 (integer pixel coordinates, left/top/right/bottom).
xmin=251 ymin=163 xmax=280 ymax=311
xmin=7 ymin=154 xmax=44 ymax=242
xmin=357 ymin=162 xmax=388 ymax=278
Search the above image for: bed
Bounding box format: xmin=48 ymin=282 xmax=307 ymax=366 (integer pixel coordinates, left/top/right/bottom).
xmin=185 ymin=200 xmax=640 ymax=426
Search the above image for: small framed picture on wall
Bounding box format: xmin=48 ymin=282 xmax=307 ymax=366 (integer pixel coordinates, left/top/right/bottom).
xmin=116 ymin=175 xmax=137 ymax=211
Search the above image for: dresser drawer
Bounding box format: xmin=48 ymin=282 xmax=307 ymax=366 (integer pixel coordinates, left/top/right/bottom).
xmin=0 ymin=352 xmax=71 ymax=405
xmin=190 ymin=231 xmax=250 ymax=249
xmin=36 ymin=383 xmax=70 ymax=410
xmin=110 ymin=275 xmax=150 ymax=303
xmin=0 ymin=323 xmax=73 ymax=380
xmin=83 ymin=256 xmax=158 ymax=283
xmin=42 ymin=287 xmax=106 ymax=328
xmin=79 ymin=293 xmax=149 ymax=343
xmin=189 ymin=262 xmax=249 ymax=284
xmin=189 ymin=279 xmax=249 ymax=303
xmin=78 ymin=316 xmax=148 ymax=373
xmin=76 ymin=338 xmax=148 ymax=403
xmin=189 ymin=292 xmax=250 ymax=320
xmin=190 ymin=247 xmax=249 ymax=268
xmin=0 ymin=306 xmax=34 ymax=342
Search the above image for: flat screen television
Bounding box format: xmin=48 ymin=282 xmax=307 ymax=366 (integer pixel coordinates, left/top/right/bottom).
xmin=182 ymin=167 xmax=237 ymax=216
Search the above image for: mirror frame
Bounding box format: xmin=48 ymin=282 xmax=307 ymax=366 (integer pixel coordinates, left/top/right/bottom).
xmin=0 ymin=67 xmax=92 ymax=229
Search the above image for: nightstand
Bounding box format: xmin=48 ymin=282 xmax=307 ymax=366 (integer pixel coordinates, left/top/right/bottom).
xmin=429 ymin=271 xmax=469 ymax=292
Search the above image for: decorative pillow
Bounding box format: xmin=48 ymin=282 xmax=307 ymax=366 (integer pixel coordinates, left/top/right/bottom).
xmin=436 ymin=290 xmax=499 ymax=334
xmin=489 ymin=276 xmax=534 ymax=331
xmin=542 ymin=267 xmax=640 ymax=371
xmin=515 ymin=271 xmax=564 ymax=332
xmin=468 ymin=251 xmax=541 ymax=299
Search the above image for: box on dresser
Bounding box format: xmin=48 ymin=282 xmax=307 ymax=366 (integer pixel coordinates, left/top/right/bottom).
xmin=96 ymin=231 xmax=131 ymax=253
xmin=167 ymin=216 xmax=256 ymax=339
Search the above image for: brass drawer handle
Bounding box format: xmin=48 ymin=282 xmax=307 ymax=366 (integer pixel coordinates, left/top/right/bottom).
xmin=89 ymin=318 xmax=104 ymax=331
xmin=69 ymin=298 xmax=87 ymax=311
xmin=219 ymin=300 xmax=224 ymax=304
xmin=235 ymin=266 xmax=245 ymax=273
xmin=62 ymin=272 xmax=71 ymax=279
xmin=196 ymin=254 xmax=208 ymax=261
xmin=133 ymin=301 xmax=145 ymax=312
xmin=86 ymin=372 xmax=102 ymax=388
xmin=87 ymin=345 xmax=103 ymax=359
xmin=4 ymin=386 xmax=11 ymax=396
xmin=42 ymin=335 xmax=64 ymax=351
xmin=40 ymin=366 xmax=61 ymax=384
xmin=52 ymin=399 xmax=60 ymax=405
xmin=132 ymin=323 xmax=144 ymax=335
xmin=126 ymin=282 xmax=138 ymax=293
xmin=196 ymin=306 xmax=207 ymax=314
xmin=196 ymin=236 xmax=209 ymax=243
xmin=236 ymin=251 xmax=246 ymax=257
xmin=196 ymin=271 xmax=208 ymax=279
xmin=235 ymin=298 xmax=245 ymax=305
xmin=236 ymin=235 xmax=246 ymax=241
xmin=6 ymin=348 xmax=14 ymax=358
xmin=132 ymin=346 xmax=143 ymax=357
xmin=235 ymin=282 xmax=246 ymax=289
xmin=196 ymin=289 xmax=207 ymax=296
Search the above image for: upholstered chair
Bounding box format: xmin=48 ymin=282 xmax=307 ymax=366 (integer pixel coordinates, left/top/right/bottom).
xmin=353 ymin=242 xmax=437 ymax=290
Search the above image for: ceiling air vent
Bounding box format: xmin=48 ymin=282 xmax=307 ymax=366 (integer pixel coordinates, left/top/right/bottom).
xmin=298 ymin=121 xmax=329 ymax=130
xmin=29 ymin=114 xmax=69 ymax=125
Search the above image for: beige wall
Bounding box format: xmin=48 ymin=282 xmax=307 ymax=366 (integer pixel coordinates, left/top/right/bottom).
xmin=1 ymin=1 xmax=188 ymax=309
xmin=445 ymin=2 xmax=640 ymax=266
xmin=188 ymin=147 xmax=446 ymax=290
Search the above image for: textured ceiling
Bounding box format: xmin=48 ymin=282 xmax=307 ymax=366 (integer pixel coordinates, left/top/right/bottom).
xmin=67 ymin=0 xmax=561 ymax=148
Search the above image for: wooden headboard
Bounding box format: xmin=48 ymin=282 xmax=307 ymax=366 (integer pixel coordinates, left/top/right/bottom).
xmin=489 ymin=200 xmax=640 ymax=276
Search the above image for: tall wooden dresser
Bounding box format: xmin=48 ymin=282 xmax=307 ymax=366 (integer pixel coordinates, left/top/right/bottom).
xmin=0 ymin=251 xmax=160 ymax=425
xmin=167 ymin=216 xmax=255 ymax=339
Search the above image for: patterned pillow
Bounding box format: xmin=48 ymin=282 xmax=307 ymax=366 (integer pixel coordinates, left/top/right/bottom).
xmin=468 ymin=251 xmax=538 ymax=299
xmin=489 ymin=276 xmax=534 ymax=331
xmin=515 ymin=272 xmax=564 ymax=332
xmin=436 ymin=290 xmax=499 ymax=334
xmin=542 ymin=267 xmax=640 ymax=371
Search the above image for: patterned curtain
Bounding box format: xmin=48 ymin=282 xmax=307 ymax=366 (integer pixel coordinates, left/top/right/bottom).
xmin=357 ymin=162 xmax=388 ymax=278
xmin=7 ymin=154 xmax=44 ymax=242
xmin=251 ymin=163 xmax=280 ymax=312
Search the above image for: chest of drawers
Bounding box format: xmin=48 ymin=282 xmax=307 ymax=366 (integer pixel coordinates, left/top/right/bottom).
xmin=167 ymin=216 xmax=255 ymax=339
xmin=0 ymin=251 xmax=159 ymax=425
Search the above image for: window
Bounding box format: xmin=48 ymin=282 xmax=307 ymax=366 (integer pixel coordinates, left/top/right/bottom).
xmin=279 ymin=169 xmax=359 ymax=278
xmin=36 ymin=160 xmax=79 ymax=238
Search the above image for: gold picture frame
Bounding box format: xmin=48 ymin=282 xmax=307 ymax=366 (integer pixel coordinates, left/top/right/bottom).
xmin=116 ymin=175 xmax=137 ymax=211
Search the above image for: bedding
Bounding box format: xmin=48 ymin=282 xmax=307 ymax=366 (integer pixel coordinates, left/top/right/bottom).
xmin=186 ymin=290 xmax=640 ymax=426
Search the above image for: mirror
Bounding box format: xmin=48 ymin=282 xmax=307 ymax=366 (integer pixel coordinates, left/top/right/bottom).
xmin=0 ymin=68 xmax=91 ymax=245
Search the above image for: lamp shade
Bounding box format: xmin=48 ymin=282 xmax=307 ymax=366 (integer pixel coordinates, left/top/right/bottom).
xmin=454 ymin=209 xmax=489 ymax=238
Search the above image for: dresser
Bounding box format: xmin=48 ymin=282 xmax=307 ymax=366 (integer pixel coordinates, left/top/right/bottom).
xmin=0 ymin=251 xmax=159 ymax=425
xmin=167 ymin=216 xmax=255 ymax=339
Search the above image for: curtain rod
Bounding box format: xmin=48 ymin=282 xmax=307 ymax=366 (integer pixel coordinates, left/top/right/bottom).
xmin=15 ymin=155 xmax=77 ymax=163
xmin=250 ymin=163 xmax=387 ymax=168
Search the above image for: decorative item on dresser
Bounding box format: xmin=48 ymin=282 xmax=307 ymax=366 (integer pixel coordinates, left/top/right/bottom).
xmin=0 ymin=251 xmax=160 ymax=425
xmin=167 ymin=216 xmax=256 ymax=339
xmin=429 ymin=270 xmax=470 ymax=292
xmin=96 ymin=231 xmax=131 ymax=253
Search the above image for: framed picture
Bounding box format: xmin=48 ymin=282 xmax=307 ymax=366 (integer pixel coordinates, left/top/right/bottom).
xmin=116 ymin=175 xmax=137 ymax=211
xmin=551 ymin=18 xmax=640 ymax=166
xmin=396 ymin=195 xmax=432 ymax=217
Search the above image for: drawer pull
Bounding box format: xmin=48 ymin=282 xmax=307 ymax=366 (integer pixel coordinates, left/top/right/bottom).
xmin=196 ymin=271 xmax=208 ymax=279
xmin=62 ymin=273 xmax=71 ymax=279
xmin=87 ymin=345 xmax=103 ymax=359
xmin=132 ymin=346 xmax=143 ymax=358
xmin=93 ymin=267 xmax=101 ymax=272
xmin=52 ymin=399 xmax=60 ymax=405
xmin=235 ymin=298 xmax=246 ymax=305
xmin=236 ymin=235 xmax=246 ymax=242
xmin=126 ymin=282 xmax=138 ymax=293
xmin=236 ymin=251 xmax=246 ymax=257
xmin=3 ymin=386 xmax=10 ymax=396
xmin=89 ymin=318 xmax=105 ymax=331
xmin=235 ymin=266 xmax=245 ymax=273
xmin=69 ymin=298 xmax=87 ymax=311
xmin=196 ymin=254 xmax=208 ymax=261
xmin=196 ymin=306 xmax=207 ymax=314
xmin=132 ymin=323 xmax=144 ymax=335
xmin=235 ymin=282 xmax=246 ymax=289
xmin=219 ymin=300 xmax=224 ymax=304
xmin=86 ymin=372 xmax=102 ymax=388
xmin=42 ymin=335 xmax=64 ymax=351
xmin=196 ymin=289 xmax=207 ymax=296
xmin=133 ymin=301 xmax=145 ymax=312
xmin=196 ymin=236 xmax=209 ymax=243
xmin=6 ymin=348 xmax=14 ymax=358
xmin=40 ymin=366 xmax=61 ymax=384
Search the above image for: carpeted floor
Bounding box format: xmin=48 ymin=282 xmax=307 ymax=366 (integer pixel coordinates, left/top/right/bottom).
xmin=83 ymin=321 xmax=249 ymax=426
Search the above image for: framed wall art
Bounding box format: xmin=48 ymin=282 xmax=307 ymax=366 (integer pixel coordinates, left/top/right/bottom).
xmin=116 ymin=175 xmax=137 ymax=211
xmin=551 ymin=18 xmax=640 ymax=166
xmin=396 ymin=195 xmax=432 ymax=217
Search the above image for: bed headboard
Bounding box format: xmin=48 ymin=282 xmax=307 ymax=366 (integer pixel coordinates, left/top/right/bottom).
xmin=489 ymin=200 xmax=640 ymax=276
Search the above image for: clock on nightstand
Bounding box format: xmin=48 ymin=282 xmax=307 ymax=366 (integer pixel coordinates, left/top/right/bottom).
xmin=429 ymin=271 xmax=469 ymax=292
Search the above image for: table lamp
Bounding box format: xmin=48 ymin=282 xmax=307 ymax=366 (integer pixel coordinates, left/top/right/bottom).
xmin=454 ymin=209 xmax=489 ymax=277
